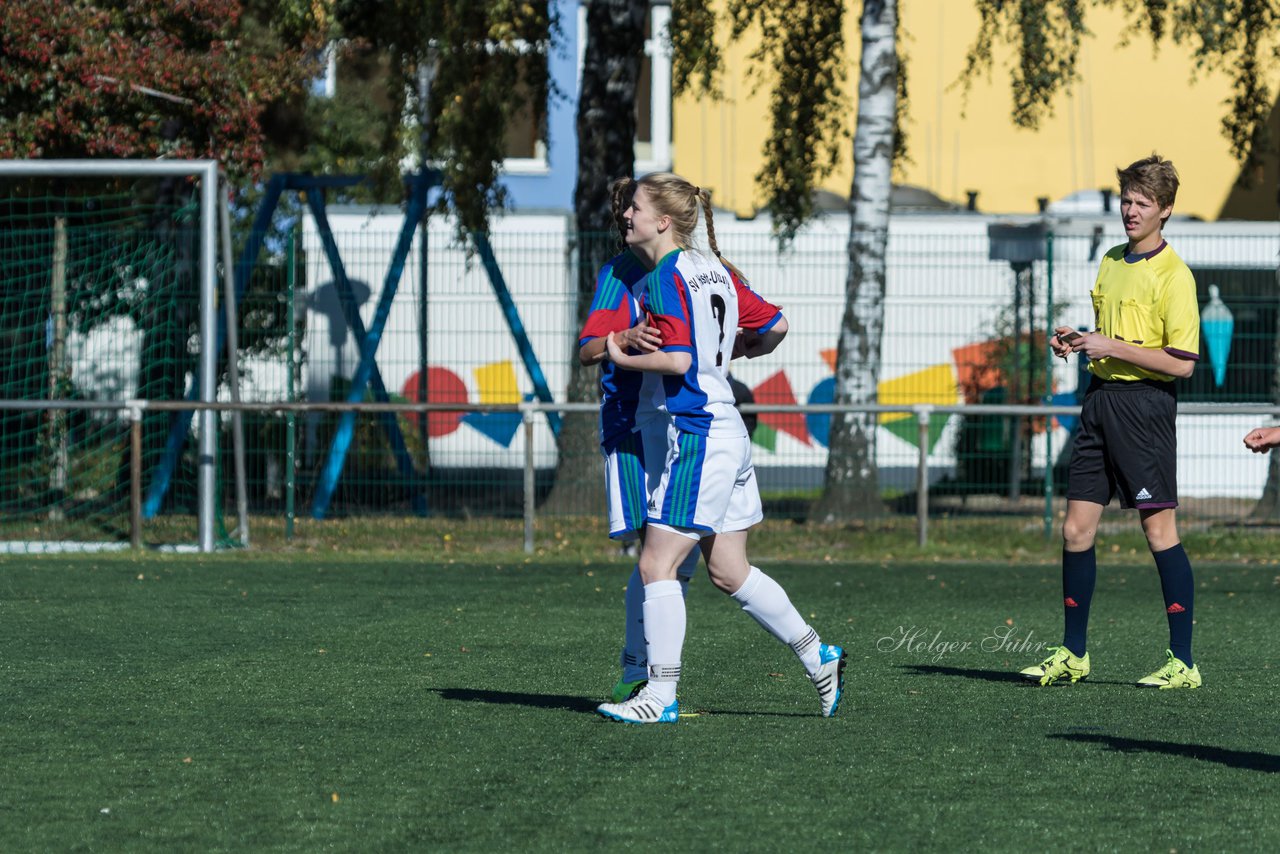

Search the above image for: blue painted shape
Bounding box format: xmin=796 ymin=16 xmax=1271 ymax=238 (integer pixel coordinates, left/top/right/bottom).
xmin=806 ymin=377 xmax=835 ymax=449
xmin=463 ymin=411 xmax=524 ymax=448
xmin=144 ymin=174 xmax=371 ymax=518
xmin=462 ymin=394 xmax=531 ymax=448
xmin=310 ymin=176 xmax=437 ymax=519
xmin=470 ymin=232 xmax=561 ymax=436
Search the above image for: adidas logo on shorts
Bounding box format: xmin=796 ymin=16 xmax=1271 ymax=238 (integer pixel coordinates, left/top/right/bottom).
xmin=1135 ymin=487 xmax=1153 ymax=500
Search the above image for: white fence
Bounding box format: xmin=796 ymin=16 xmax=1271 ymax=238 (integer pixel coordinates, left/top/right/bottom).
xmin=294 ymin=208 xmax=1280 ymax=498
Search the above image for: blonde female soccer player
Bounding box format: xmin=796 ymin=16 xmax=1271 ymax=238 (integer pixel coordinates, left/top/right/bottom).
xmin=593 ymin=172 xmax=846 ymax=724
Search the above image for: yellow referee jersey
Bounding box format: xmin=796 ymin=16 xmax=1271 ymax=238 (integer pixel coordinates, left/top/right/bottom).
xmin=1087 ymin=242 xmax=1201 ymax=382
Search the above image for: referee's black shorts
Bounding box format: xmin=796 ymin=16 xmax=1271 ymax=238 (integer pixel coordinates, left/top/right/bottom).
xmin=1066 ymin=377 xmax=1178 ymax=510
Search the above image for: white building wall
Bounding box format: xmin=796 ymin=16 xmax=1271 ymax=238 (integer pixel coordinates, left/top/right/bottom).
xmin=300 ymin=208 xmax=1280 ymax=498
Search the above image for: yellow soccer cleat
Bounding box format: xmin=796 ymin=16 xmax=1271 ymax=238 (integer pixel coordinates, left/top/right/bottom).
xmin=1136 ymin=649 xmax=1202 ymax=690
xmin=1019 ymin=646 xmax=1090 ymax=686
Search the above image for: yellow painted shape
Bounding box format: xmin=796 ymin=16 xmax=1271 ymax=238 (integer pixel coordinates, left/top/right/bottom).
xmin=877 ymin=364 xmax=959 ymax=425
xmin=474 ymin=361 xmax=520 ymax=404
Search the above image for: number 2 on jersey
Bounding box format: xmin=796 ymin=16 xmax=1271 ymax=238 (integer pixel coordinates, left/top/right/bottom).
xmin=710 ymin=294 xmax=726 ymax=366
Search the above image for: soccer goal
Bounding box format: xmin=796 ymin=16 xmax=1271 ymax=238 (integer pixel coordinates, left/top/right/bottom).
xmin=0 ymin=160 xmax=223 ymax=553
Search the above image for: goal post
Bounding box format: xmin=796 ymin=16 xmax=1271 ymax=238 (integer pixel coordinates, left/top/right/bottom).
xmin=0 ymin=160 xmax=221 ymax=552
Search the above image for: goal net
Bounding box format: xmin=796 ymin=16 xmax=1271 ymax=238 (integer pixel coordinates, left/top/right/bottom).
xmin=0 ymin=161 xmax=223 ymax=552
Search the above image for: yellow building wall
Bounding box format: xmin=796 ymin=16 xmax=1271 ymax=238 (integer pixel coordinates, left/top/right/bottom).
xmin=672 ymin=0 xmax=1280 ymax=221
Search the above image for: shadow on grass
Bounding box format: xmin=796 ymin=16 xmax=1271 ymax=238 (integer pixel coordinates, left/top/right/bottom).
xmin=898 ymin=664 xmax=1026 ymax=683
xmin=899 ymin=664 xmax=1136 ymax=686
xmin=430 ymin=689 xmax=811 ymax=718
xmin=1049 ymin=733 xmax=1280 ymax=773
xmin=432 ymin=687 xmax=598 ymax=713
xmin=682 ymin=707 xmax=811 ymax=719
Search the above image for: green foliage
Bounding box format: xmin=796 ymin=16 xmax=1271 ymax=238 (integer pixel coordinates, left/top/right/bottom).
xmin=672 ymin=1 xmax=912 ymax=244
xmin=328 ymin=0 xmax=559 ymax=236
xmin=731 ymin=1 xmax=850 ymax=243
xmin=1161 ymin=0 xmax=1280 ymax=180
xmin=243 ymin=0 xmax=331 ymax=45
xmin=894 ymin=12 xmax=912 ymax=180
xmin=670 ymin=0 xmax=723 ymax=98
xmin=277 ymin=46 xmax=398 ymax=180
xmin=977 ymin=295 xmax=1071 ymax=406
xmin=962 ymin=0 xmax=1089 ymax=129
xmin=671 ymin=1 xmax=856 ymax=244
xmin=961 ymin=0 xmax=1280 ymax=186
xmin=951 ymin=289 xmax=1070 ymax=494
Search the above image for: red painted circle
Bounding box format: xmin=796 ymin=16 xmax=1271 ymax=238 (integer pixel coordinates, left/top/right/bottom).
xmin=401 ymin=367 xmax=468 ymax=437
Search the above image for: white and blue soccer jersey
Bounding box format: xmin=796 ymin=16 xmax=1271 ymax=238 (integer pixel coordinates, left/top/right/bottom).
xmin=577 ymin=251 xmax=649 ymax=449
xmin=635 ymin=249 xmax=782 ymax=438
xmin=634 ymin=249 xmax=782 ymax=535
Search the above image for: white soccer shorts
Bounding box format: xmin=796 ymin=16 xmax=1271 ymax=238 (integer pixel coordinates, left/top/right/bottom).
xmin=646 ymin=425 xmax=763 ymax=538
xmin=603 ymin=415 xmax=673 ymax=540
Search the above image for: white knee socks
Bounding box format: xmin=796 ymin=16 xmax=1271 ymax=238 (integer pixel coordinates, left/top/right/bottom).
xmin=642 ymin=579 xmax=686 ymax=704
xmin=621 ymin=553 xmax=697 ymax=682
xmin=731 ymin=566 xmax=821 ymax=676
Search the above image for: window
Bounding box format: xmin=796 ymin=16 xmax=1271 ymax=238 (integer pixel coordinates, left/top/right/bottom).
xmin=501 ymin=55 xmax=550 ymax=170
xmin=636 ymin=5 xmax=672 ymax=173
xmin=574 ymin=2 xmax=673 ymax=174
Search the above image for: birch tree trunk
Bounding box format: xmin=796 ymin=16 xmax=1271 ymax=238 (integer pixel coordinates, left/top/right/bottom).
xmin=812 ymin=0 xmax=897 ymax=523
xmin=544 ymin=0 xmax=648 ymax=515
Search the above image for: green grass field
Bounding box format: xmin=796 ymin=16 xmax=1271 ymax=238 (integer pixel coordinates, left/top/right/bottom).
xmin=2 ymin=550 xmax=1277 ymax=850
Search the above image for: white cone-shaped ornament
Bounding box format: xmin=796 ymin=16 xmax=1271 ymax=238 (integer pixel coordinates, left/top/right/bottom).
xmin=1200 ymin=284 xmax=1233 ymax=388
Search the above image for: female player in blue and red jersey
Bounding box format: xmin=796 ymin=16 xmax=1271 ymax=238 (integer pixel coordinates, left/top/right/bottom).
xmin=578 ymin=244 xmax=701 ymax=704
xmin=578 ymin=232 xmax=797 ymax=706
xmin=593 ymin=172 xmax=846 ymax=724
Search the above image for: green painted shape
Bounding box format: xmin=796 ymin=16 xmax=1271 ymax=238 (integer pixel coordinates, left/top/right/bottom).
xmin=882 ymin=413 xmax=951 ymax=452
xmin=752 ymin=422 xmax=777 ymax=452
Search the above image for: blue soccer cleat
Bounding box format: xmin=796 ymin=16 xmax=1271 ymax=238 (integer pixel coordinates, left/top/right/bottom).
xmin=812 ymin=643 xmax=847 ymax=717
xmin=596 ymin=688 xmax=679 ymax=724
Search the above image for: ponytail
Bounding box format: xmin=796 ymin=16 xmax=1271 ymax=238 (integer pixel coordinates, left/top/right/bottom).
xmin=699 ymin=189 xmax=748 ymax=284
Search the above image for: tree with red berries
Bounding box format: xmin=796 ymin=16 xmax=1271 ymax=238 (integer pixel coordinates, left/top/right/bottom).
xmin=0 ymin=0 xmax=325 ymax=180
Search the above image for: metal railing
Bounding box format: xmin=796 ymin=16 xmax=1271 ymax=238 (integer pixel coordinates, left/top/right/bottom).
xmin=4 ymin=398 xmax=1279 ymax=553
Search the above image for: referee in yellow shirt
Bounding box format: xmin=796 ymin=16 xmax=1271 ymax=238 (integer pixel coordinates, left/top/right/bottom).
xmin=1021 ymin=154 xmax=1203 ymax=690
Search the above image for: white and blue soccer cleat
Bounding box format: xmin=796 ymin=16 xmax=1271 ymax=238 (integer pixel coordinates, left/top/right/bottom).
xmin=812 ymin=643 xmax=847 ymax=717
xmin=596 ymin=688 xmax=679 ymax=724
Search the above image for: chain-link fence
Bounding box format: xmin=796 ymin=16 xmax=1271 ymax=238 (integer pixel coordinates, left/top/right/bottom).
xmin=5 ymin=204 xmax=1279 ymax=549
xmin=280 ymin=212 xmax=1280 ymax=512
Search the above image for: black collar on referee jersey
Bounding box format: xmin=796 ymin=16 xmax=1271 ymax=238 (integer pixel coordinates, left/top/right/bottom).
xmin=1123 ymin=240 xmax=1167 ymax=264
